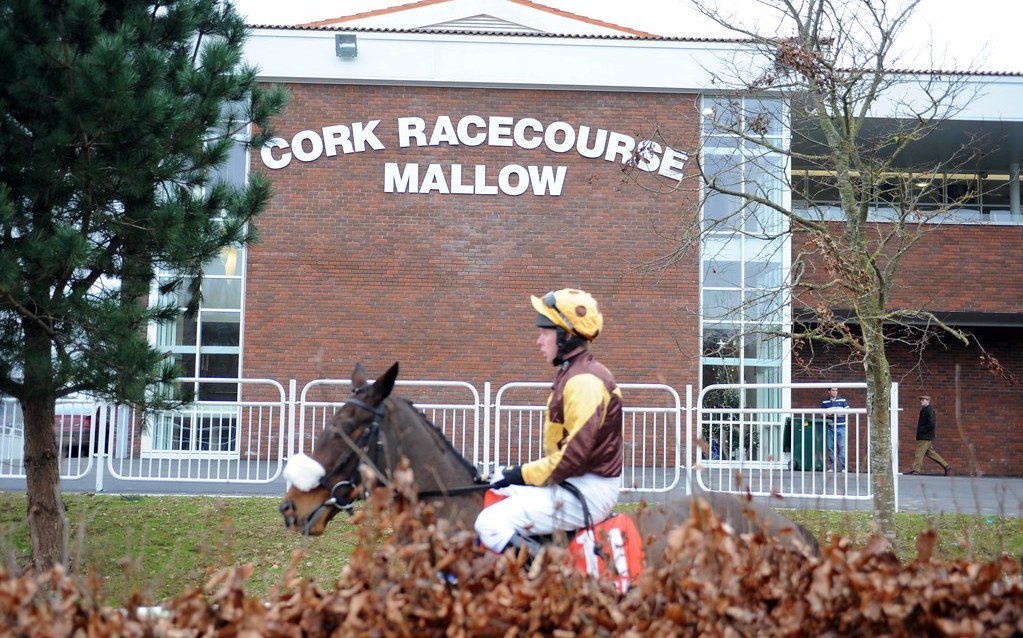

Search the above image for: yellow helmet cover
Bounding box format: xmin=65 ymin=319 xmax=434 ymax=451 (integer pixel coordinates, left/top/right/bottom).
xmin=530 ymin=288 xmax=603 ymax=341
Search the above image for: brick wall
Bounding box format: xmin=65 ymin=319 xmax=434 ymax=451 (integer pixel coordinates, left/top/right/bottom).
xmin=793 ymin=222 xmax=1023 ymax=475
xmin=244 ymin=83 xmax=703 ymax=392
xmin=796 ymin=222 xmax=1023 ymax=312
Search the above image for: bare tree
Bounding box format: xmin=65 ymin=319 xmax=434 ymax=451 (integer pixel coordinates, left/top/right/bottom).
xmin=645 ymin=0 xmax=1004 ymax=540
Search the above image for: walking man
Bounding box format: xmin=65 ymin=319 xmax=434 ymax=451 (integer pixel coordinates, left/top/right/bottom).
xmin=911 ymin=395 xmax=952 ymax=476
xmin=822 ymin=387 xmax=848 ymax=472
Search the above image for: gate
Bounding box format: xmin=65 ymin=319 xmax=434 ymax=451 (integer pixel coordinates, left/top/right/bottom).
xmin=296 ymin=379 xmax=482 ymax=464
xmin=693 ymin=382 xmax=897 ymax=501
xmin=1 ymin=395 xmax=108 ymax=481
xmin=492 ymin=382 xmax=685 ymax=493
xmin=103 ymin=378 xmax=289 ymax=487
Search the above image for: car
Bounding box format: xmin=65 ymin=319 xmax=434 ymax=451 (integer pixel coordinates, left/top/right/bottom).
xmin=54 ymin=400 xmax=98 ymax=458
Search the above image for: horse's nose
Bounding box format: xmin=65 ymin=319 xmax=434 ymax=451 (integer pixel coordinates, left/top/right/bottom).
xmin=279 ymin=499 xmax=297 ymax=529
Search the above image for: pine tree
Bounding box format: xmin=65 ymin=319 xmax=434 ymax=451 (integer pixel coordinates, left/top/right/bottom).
xmin=0 ymin=0 xmax=286 ymax=569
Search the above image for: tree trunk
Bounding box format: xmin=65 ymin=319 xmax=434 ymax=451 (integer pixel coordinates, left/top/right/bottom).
xmin=861 ymin=317 xmax=896 ymax=543
xmin=21 ymin=314 xmax=68 ymax=570
xmin=21 ymin=397 xmax=68 ymax=570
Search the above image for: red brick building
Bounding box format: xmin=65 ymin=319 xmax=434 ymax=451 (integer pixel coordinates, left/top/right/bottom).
xmin=203 ymin=1 xmax=1023 ymax=475
xmin=244 ymin=84 xmax=703 ymax=391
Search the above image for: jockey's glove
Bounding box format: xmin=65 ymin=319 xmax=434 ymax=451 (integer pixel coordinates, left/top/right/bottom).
xmin=490 ymin=464 xmax=525 ymax=489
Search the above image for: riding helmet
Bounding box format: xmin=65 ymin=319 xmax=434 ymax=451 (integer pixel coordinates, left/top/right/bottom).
xmin=530 ymin=288 xmax=603 ymax=341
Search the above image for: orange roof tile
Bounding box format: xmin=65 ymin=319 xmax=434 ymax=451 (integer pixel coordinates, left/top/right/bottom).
xmin=299 ymin=0 xmax=658 ymax=37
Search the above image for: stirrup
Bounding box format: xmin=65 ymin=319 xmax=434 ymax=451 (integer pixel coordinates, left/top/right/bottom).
xmin=506 ymin=532 xmax=543 ymax=567
xmin=507 ymin=532 xmax=543 ymax=555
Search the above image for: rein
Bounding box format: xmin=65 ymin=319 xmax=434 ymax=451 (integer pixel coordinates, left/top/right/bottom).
xmin=314 ymin=394 xmax=489 ymax=526
xmin=302 ymin=396 xmax=388 ymax=531
xmin=417 ymin=483 xmax=491 ymax=499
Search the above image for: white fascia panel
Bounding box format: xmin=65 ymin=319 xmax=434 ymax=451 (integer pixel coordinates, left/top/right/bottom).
xmin=820 ymin=72 xmax=1023 ymax=123
xmin=246 ymin=29 xmax=759 ymax=93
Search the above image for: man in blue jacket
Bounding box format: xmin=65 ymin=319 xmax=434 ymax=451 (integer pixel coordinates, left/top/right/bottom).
xmin=822 ymin=387 xmax=848 ymax=472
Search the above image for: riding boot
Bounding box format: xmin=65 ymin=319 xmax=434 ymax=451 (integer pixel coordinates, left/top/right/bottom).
xmin=506 ymin=532 xmax=543 ymax=567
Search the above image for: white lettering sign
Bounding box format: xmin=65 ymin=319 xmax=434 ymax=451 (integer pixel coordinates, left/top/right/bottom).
xmin=262 ymin=115 xmax=688 ymax=197
xmin=384 ymin=163 xmax=567 ymax=196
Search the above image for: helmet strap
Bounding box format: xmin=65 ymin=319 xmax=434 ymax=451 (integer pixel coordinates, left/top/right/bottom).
xmin=553 ymin=327 xmax=588 ymax=366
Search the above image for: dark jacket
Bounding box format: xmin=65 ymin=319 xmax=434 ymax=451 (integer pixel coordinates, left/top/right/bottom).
xmin=916 ymin=405 xmax=937 ymax=440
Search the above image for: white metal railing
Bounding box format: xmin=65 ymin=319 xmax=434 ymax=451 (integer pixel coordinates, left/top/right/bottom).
xmin=492 ymin=382 xmax=684 ymax=493
xmin=794 ymin=202 xmax=1023 ymax=225
xmin=1 ymin=395 xmax=104 ymax=480
xmin=104 ymin=378 xmax=288 ymax=486
xmin=1 ymin=379 xmax=900 ymax=506
xmin=296 ymin=379 xmax=482 ymax=463
xmin=695 ymin=382 xmax=882 ymax=501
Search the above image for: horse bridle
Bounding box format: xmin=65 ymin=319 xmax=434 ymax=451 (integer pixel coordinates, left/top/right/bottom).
xmin=291 ymin=392 xmax=388 ymax=534
xmin=288 ymin=389 xmax=492 ymax=534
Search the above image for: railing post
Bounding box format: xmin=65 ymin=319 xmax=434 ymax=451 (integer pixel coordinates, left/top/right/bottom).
xmin=685 ymin=384 xmax=693 ymax=496
xmin=94 ymin=403 xmax=108 ymax=492
xmin=287 ymin=379 xmax=297 ymax=459
xmin=481 ymin=382 xmax=491 ymax=472
xmin=891 ymin=381 xmax=899 ymax=512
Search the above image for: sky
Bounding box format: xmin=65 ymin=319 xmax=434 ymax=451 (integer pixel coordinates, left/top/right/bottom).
xmin=233 ymin=0 xmax=1021 ymax=73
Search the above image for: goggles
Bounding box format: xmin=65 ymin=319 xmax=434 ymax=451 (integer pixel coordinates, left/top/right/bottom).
xmin=543 ymin=290 xmax=577 ymax=333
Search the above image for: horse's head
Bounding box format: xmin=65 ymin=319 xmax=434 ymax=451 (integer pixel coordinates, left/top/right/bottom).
xmin=279 ymin=362 xmax=399 ymax=535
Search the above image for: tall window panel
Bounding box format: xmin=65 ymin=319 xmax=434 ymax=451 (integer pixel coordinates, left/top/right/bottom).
xmin=700 ymin=96 xmax=790 ymax=463
xmin=148 ymin=135 xmax=248 ymax=455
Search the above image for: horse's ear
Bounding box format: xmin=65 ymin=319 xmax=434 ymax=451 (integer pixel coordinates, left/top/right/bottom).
xmin=368 ymin=362 xmax=399 ymax=402
xmin=352 ymin=363 xmax=367 ymax=389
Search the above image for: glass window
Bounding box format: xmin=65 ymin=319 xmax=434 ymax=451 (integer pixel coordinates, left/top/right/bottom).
xmin=981 ymin=176 xmax=1010 ymax=214
xmin=743 ymin=98 xmax=784 ymax=138
xmin=700 ymin=95 xmax=788 ymax=416
xmin=703 ymin=289 xmax=742 ymax=321
xmin=173 ymin=353 xmax=198 ymax=379
xmin=748 ymin=289 xmax=785 ymax=324
xmin=703 ymin=258 xmax=742 ymax=288
xmin=746 ymin=156 xmax=785 ymax=234
xmin=157 ymin=313 xmax=197 ymax=348
xmin=702 ymin=237 xmax=742 ymax=287
xmin=204 ymin=246 xmax=245 ymax=277
xmin=702 ymin=97 xmax=741 ymax=146
xmin=743 ymin=329 xmax=783 ymax=360
xmin=147 ymin=131 xmax=248 ymax=456
xmin=745 ymin=238 xmax=783 ymax=289
xmin=703 ymin=324 xmax=741 ymax=359
xmin=702 ymin=153 xmax=743 ymax=230
xmin=200 ymin=278 xmax=242 ymax=309
xmin=200 ymin=311 xmax=240 ymax=347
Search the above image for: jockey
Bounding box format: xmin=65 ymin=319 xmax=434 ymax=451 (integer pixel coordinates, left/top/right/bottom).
xmin=475 ymin=288 xmax=623 ymax=554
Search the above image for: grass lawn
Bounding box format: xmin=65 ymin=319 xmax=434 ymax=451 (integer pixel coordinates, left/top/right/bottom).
xmin=1 ymin=492 xmax=1020 ymax=606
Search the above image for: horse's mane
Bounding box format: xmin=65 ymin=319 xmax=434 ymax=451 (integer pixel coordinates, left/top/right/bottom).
xmin=389 ymin=396 xmax=481 ymax=482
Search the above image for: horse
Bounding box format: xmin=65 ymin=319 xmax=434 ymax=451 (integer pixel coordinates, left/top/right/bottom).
xmin=278 ymin=362 xmax=819 ymax=568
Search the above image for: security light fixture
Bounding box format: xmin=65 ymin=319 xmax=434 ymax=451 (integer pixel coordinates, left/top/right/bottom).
xmin=336 ymin=34 xmax=357 ymax=59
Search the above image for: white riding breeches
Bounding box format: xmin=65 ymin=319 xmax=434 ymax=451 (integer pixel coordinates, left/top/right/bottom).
xmin=474 ymin=473 xmax=621 ymax=552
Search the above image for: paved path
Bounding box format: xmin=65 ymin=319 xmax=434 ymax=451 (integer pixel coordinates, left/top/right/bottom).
xmin=893 ymin=474 xmax=1023 ymax=517
xmin=4 ymin=469 xmax=1023 ymax=517
xmin=623 ymin=474 xmax=1023 ymax=518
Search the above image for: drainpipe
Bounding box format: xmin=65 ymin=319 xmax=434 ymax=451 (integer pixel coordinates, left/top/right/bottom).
xmin=1011 ymin=162 xmax=1020 ymax=216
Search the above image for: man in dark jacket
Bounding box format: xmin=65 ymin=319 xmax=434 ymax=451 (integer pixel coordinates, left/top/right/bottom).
xmin=910 ymin=395 xmax=951 ymax=476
